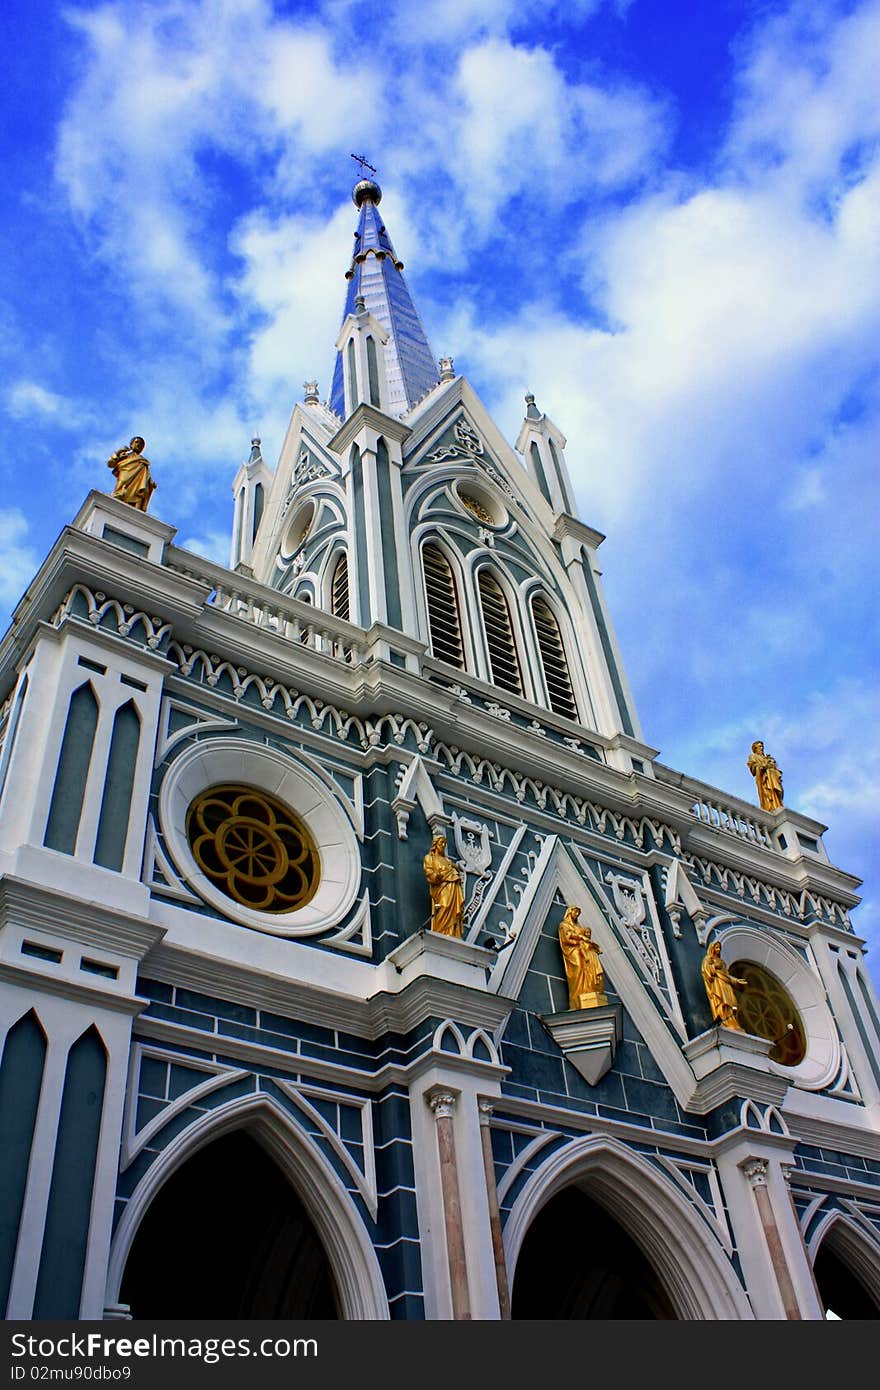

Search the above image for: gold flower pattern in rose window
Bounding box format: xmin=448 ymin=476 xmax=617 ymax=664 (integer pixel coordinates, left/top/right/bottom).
xmin=459 ymin=492 xmax=494 ymax=524
xmin=187 ymin=785 xmax=320 ymax=913
xmin=730 ymin=960 xmax=807 ymax=1066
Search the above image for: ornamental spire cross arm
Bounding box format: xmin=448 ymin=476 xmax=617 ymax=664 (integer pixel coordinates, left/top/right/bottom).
xmin=350 ymin=153 xmax=378 ymax=179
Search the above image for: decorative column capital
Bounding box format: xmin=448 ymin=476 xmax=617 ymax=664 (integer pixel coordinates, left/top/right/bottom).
xmin=741 ymin=1157 xmax=769 ymax=1188
xmin=426 ymin=1089 xmax=459 ymax=1120
xmin=780 ymin=1163 xmax=795 ymax=1186
xmin=477 ymin=1099 xmax=494 ymax=1125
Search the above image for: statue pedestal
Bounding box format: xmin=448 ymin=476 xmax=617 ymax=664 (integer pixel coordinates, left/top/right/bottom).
xmin=540 ymin=1003 xmax=621 ymax=1086
xmin=73 ymin=490 xmax=176 ymax=564
xmin=683 ymin=1026 xmax=788 ymax=1107
xmin=385 ymin=928 xmax=496 ymax=992
xmin=571 ymin=990 xmax=608 ymax=1011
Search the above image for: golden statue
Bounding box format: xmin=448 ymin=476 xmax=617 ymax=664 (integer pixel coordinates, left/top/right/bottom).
xmin=746 ymin=740 xmax=783 ymax=812
xmin=559 ymin=905 xmax=608 ymax=1010
xmin=107 ymin=436 xmax=157 ymax=512
xmin=423 ymin=834 xmax=465 ymax=938
xmin=701 ymin=941 xmax=748 ymax=1031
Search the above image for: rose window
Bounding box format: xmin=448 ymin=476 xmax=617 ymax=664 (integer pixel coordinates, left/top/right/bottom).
xmin=186 ymin=785 xmax=320 ymax=913
xmin=731 ymin=960 xmax=807 ymax=1066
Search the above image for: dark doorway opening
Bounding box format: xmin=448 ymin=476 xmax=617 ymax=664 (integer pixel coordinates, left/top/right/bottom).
xmin=121 ymin=1130 xmax=340 ymax=1318
xmin=511 ymin=1186 xmax=677 ymax=1319
xmin=815 ymin=1238 xmax=879 ymax=1320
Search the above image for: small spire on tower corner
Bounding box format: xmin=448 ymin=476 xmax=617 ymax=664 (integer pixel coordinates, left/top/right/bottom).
xmin=303 ymin=380 xmax=320 ymax=405
xmin=439 ymin=356 xmax=455 ymax=382
xmin=524 ymin=392 xmax=541 ymax=420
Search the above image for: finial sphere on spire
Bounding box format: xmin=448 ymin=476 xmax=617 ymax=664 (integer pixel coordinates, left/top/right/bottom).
xmin=353 ymin=178 xmax=382 ymax=208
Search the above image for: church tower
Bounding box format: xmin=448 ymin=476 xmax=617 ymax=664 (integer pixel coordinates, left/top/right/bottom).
xmin=0 ymin=172 xmax=878 ymax=1322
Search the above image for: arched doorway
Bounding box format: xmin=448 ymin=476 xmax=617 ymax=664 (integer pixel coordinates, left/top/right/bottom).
xmin=511 ymin=1186 xmax=676 ymax=1318
xmin=504 ymin=1136 xmax=752 ymax=1319
xmin=120 ymin=1131 xmax=339 ymax=1318
xmin=813 ymin=1221 xmax=880 ymax=1320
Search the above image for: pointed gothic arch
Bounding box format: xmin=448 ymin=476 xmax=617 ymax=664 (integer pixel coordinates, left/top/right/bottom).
xmin=809 ymin=1211 xmax=880 ymax=1317
xmin=421 ymin=539 xmax=466 ymax=670
xmin=475 ymin=564 xmax=526 ymax=698
xmin=504 ymin=1134 xmax=752 ymax=1320
xmin=105 ymin=1093 xmax=389 ymax=1320
xmin=328 ymin=549 xmax=351 ymax=622
xmin=527 ymin=587 xmax=580 ymax=722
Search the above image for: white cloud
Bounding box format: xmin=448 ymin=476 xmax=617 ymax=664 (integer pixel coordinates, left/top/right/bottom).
xmin=7 ymin=382 xmax=67 ymax=418
xmin=0 ymin=510 xmax=40 ymax=609
xmin=449 ymin=39 xmax=668 ymax=228
xmin=55 ymin=0 xmax=377 ymax=328
xmin=231 ymin=202 xmax=354 ymax=409
xmin=726 ymin=0 xmax=880 ymax=192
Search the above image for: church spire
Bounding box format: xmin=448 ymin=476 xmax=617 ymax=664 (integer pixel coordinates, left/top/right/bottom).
xmin=329 ymin=174 xmax=439 ymax=418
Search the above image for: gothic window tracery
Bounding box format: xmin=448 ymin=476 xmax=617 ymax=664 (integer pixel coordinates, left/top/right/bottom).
xmin=187 ymin=785 xmax=320 ymax=914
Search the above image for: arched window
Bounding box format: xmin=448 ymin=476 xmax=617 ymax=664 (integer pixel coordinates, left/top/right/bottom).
xmin=478 ymin=569 xmax=523 ymax=696
xmin=531 ymin=594 xmax=578 ymax=721
xmin=346 ymin=339 xmax=358 ymax=410
xmin=330 ymin=553 xmax=350 ymax=622
xmin=423 ymin=543 xmax=464 ymax=669
xmin=94 ymin=700 xmax=141 ymax=872
xmin=366 ymin=336 xmax=380 ymax=407
xmin=44 ymin=682 xmax=99 ymax=855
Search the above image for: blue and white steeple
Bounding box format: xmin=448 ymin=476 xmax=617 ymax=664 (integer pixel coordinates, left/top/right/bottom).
xmin=330 ymin=177 xmax=439 ymax=419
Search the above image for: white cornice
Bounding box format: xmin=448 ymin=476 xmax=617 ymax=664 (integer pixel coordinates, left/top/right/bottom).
xmin=141 ymin=940 xmax=514 ymax=1037
xmin=0 ymin=962 xmax=147 ymax=1017
xmin=0 ymin=876 xmax=166 ymax=958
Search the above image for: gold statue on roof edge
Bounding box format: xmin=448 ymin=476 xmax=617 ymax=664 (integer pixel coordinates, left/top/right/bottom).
xmin=747 ymin=740 xmax=784 ymax=813
xmin=107 ymin=436 xmax=157 ymax=512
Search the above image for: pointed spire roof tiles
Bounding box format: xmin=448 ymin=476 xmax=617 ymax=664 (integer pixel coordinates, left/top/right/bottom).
xmin=330 ymin=178 xmax=439 ymax=417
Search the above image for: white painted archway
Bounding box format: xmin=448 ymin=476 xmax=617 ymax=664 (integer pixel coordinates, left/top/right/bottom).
xmin=106 ymin=1093 xmax=389 ymax=1320
xmin=809 ymin=1211 xmax=880 ymax=1311
xmin=504 ymin=1134 xmax=752 ymax=1320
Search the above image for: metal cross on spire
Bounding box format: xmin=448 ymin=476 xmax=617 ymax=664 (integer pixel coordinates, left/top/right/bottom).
xmin=350 ymin=152 xmax=378 ymax=179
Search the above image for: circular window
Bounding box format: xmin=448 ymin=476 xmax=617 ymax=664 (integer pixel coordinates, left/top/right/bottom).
xmin=187 ymin=785 xmax=319 ymax=914
xmin=732 ymin=961 xmax=806 ymax=1065
xmin=159 ymin=738 xmax=359 ymax=937
xmin=283 ymin=502 xmax=315 ymax=557
xmin=451 ymin=480 xmax=506 ymax=528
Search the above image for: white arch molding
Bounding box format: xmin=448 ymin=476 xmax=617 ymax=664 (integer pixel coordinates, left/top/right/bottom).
xmin=808 ymin=1210 xmax=880 ymax=1310
xmin=105 ymin=1093 xmax=390 ymax=1320
xmin=503 ymin=1135 xmax=752 ymax=1320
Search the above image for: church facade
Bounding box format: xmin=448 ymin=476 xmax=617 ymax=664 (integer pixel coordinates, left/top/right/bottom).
xmin=1 ymin=175 xmax=879 ymax=1321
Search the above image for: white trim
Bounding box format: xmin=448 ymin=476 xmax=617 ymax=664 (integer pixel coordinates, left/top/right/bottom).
xmin=503 ymin=1133 xmax=752 ymax=1319
xmin=808 ymin=1209 xmax=880 ymax=1309
xmin=717 ymin=925 xmax=840 ymax=1090
xmin=105 ymin=1092 xmax=389 ymax=1319
xmin=157 ymin=737 xmax=360 ymax=937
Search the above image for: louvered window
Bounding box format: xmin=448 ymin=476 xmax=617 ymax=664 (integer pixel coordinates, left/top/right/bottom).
xmin=423 ymin=544 xmax=465 ymax=669
xmin=532 ymin=595 xmax=578 ymax=720
xmin=478 ymin=570 xmax=523 ymax=696
xmin=330 ymin=553 xmax=350 ymax=621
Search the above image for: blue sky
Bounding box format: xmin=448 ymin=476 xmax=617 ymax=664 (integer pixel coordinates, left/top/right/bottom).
xmin=1 ymin=0 xmax=878 ymax=977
